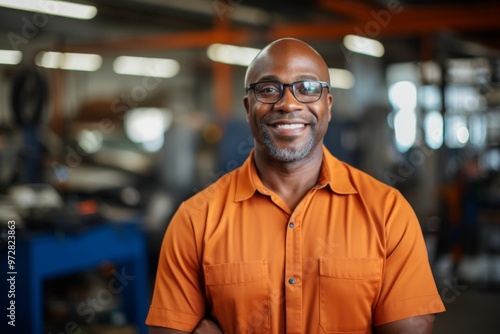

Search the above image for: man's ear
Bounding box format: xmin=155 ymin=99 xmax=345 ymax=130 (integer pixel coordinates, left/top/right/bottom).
xmin=243 ymin=96 xmax=250 ymax=122
xmin=327 ymin=94 xmax=333 ymax=122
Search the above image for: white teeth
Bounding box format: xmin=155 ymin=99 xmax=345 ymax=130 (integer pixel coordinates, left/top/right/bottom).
xmin=276 ymin=123 xmax=305 ymax=129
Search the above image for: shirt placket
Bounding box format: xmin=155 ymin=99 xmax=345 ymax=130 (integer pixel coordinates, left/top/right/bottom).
xmin=284 ymin=209 xmax=303 ymax=333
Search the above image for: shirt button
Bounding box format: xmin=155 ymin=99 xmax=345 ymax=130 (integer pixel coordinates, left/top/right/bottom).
xmin=289 ymin=222 xmax=294 ymax=228
xmin=288 ymin=277 xmax=296 ymax=285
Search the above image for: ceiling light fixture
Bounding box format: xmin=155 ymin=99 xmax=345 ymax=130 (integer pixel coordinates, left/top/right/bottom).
xmin=328 ymin=68 xmax=355 ymax=89
xmin=35 ymin=51 xmax=102 ymax=71
xmin=343 ymin=35 xmax=385 ymax=58
xmin=0 ymin=50 xmax=22 ymax=65
xmin=0 ymin=0 xmax=97 ymax=20
xmin=207 ymin=43 xmax=261 ymax=66
xmin=113 ymin=56 xmax=180 ymax=78
xmin=124 ymin=107 xmax=173 ymax=152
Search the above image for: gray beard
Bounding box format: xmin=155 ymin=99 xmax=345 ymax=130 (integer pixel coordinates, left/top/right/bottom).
xmin=261 ymin=124 xmax=316 ymax=162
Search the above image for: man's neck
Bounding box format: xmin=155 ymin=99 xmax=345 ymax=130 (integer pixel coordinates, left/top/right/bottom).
xmin=253 ymin=145 xmax=324 ymax=211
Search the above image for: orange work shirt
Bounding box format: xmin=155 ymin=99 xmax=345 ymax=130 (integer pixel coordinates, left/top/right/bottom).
xmin=146 ymin=146 xmax=445 ymax=334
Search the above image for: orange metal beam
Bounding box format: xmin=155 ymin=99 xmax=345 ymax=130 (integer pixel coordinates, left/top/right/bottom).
xmin=213 ymin=61 xmax=233 ymax=120
xmin=58 ymin=3 xmax=500 ymax=53
xmin=393 ymin=2 xmax=499 ymax=20
xmin=212 ymin=16 xmax=234 ymax=121
xmin=317 ymin=0 xmax=381 ymax=21
xmin=50 ymin=69 xmax=64 ymax=136
xmin=59 ymin=28 xmax=254 ymax=53
xmin=269 ymin=7 xmax=500 ymax=41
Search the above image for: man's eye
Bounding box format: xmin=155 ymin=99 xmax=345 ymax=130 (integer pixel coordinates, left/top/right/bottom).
xmin=257 ymin=85 xmax=280 ymax=94
xmin=297 ymin=83 xmax=320 ymax=95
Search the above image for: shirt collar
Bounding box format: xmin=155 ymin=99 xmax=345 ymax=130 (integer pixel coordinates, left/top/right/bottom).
xmin=320 ymin=146 xmax=358 ymax=195
xmin=234 ymin=146 xmax=357 ymax=202
xmin=234 ymin=149 xmax=259 ymax=202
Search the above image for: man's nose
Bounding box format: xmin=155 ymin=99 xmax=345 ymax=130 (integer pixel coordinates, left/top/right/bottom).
xmin=273 ymin=86 xmax=302 ymax=112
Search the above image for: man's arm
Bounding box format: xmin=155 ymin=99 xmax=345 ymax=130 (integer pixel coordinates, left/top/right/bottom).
xmin=149 ymin=319 xmax=223 ymax=334
xmin=146 ymin=204 xmax=209 ymax=331
xmin=375 ymin=314 xmax=435 ymax=334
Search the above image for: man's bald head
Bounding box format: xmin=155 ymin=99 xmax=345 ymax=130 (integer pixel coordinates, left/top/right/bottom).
xmin=245 ymin=38 xmax=330 ymax=86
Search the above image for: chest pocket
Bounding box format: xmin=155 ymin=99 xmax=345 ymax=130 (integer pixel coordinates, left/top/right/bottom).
xmin=319 ymin=257 xmax=382 ymax=333
xmin=204 ymin=260 xmax=270 ymax=334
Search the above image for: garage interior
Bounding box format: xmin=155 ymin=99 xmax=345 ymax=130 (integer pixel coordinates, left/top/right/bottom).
xmin=0 ymin=0 xmax=500 ymax=333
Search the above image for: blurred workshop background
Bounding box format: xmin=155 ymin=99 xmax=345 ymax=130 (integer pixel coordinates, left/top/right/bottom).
xmin=0 ymin=0 xmax=499 ymax=333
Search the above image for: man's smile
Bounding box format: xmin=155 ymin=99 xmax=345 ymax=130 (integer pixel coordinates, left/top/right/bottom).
xmin=267 ymin=121 xmax=310 ymax=138
xmin=265 ymin=117 xmax=312 ymax=138
xmin=275 ymin=123 xmax=305 ymax=129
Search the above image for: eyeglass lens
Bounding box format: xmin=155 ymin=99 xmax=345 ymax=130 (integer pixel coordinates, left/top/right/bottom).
xmin=254 ymin=81 xmax=324 ymax=103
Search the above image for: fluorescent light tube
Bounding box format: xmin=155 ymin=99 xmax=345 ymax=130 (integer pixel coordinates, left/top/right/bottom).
xmin=0 ymin=0 xmax=97 ymax=20
xmin=113 ymin=56 xmax=180 ymax=78
xmin=328 ymin=68 xmax=355 ymax=89
xmin=0 ymin=50 xmax=22 ymax=65
xmin=36 ymin=51 xmax=102 ymax=71
xmin=207 ymin=43 xmax=261 ymax=66
xmin=343 ymin=35 xmax=385 ymax=58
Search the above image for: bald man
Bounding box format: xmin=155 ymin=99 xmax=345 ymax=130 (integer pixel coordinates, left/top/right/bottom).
xmin=147 ymin=38 xmax=445 ymax=334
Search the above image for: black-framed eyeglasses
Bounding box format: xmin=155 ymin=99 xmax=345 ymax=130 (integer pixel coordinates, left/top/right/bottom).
xmin=246 ymin=80 xmax=330 ymax=104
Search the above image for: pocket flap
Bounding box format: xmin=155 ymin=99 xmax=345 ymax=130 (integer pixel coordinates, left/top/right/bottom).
xmin=204 ymin=260 xmax=269 ymax=285
xmin=319 ymin=257 xmax=382 ymax=279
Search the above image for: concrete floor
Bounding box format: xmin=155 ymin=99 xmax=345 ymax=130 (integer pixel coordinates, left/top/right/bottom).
xmin=429 ymin=226 xmax=500 ymax=334
xmin=434 ymin=287 xmax=500 ymax=333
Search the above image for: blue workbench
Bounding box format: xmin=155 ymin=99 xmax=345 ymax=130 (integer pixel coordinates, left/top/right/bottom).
xmin=1 ymin=221 xmax=149 ymax=334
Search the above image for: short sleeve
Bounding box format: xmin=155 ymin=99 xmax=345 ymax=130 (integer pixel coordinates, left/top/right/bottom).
xmin=374 ymin=190 xmax=445 ymax=326
xmin=145 ymin=203 xmax=206 ymax=331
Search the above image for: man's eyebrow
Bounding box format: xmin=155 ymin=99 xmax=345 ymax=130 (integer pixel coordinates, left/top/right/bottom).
xmin=297 ymin=74 xmax=319 ymax=80
xmin=255 ymin=75 xmax=279 ymax=82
